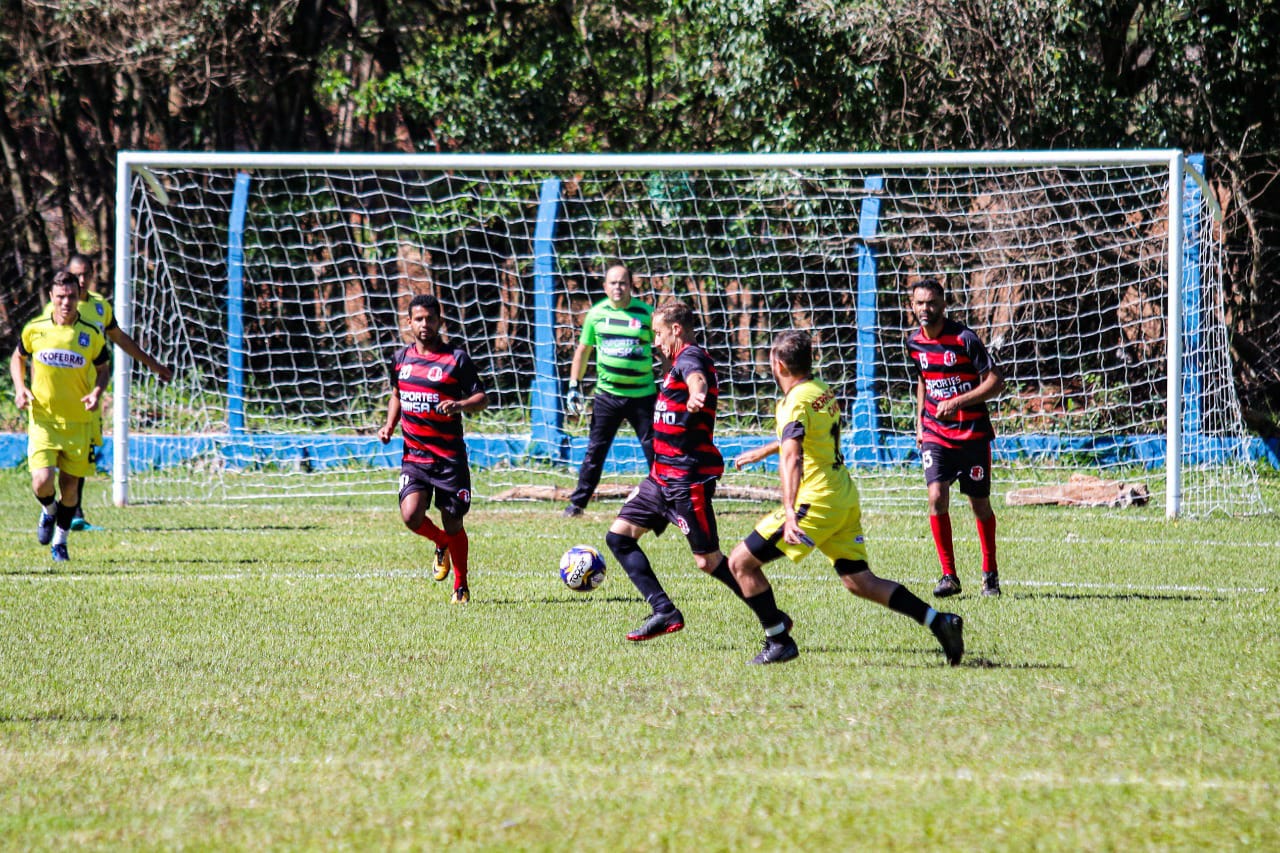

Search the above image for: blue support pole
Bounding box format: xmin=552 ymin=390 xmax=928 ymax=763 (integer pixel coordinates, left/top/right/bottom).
xmin=530 ymin=178 xmax=566 ymax=462
xmin=849 ymin=176 xmax=884 ymax=465
xmin=227 ymin=171 xmax=251 ymax=434
xmin=1180 ymin=155 xmax=1205 ymax=460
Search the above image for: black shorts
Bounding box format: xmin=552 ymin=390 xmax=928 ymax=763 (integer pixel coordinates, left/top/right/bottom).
xmin=921 ymin=441 xmax=992 ymax=499
xmin=399 ymin=459 xmax=473 ymax=518
xmin=616 ymin=475 xmax=720 ymax=555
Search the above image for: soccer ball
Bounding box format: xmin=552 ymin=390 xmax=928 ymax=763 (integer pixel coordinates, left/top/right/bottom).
xmin=559 ymin=544 xmax=606 ymax=592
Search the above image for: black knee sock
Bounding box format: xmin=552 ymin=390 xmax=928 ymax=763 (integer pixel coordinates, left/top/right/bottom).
xmin=605 ymin=531 xmax=674 ymax=613
xmin=55 ymin=502 xmax=76 ymax=531
xmin=709 ymin=556 xmax=744 ymax=599
xmin=37 ymin=494 xmax=55 ymax=514
xmin=743 ymin=585 xmax=787 ymax=634
xmin=888 ymin=584 xmax=933 ymax=625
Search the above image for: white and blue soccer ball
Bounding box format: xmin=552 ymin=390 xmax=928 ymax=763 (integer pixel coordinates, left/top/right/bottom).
xmin=559 ymin=544 xmax=606 ymax=592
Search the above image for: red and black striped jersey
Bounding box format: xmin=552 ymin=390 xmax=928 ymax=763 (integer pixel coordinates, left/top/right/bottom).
xmin=651 ymin=343 xmax=724 ymax=484
xmin=906 ymin=318 xmax=998 ymax=447
xmin=388 ymin=343 xmax=483 ymax=465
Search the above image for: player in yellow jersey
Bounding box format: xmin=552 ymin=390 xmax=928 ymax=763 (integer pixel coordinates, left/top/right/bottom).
xmin=10 ymin=271 xmax=111 ymax=562
xmin=57 ymin=254 xmax=173 ymax=529
xmin=729 ymin=331 xmax=965 ymax=665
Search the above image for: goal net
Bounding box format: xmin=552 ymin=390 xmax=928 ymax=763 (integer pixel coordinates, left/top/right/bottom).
xmin=112 ymin=152 xmax=1268 ymax=517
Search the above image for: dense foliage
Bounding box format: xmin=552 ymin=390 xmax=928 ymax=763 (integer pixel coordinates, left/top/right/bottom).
xmin=1 ymin=0 xmax=1277 ymax=420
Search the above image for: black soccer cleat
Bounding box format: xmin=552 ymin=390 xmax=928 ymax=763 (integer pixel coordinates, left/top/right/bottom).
xmin=626 ymin=609 xmax=685 ymax=641
xmin=37 ymin=512 xmax=56 ymax=546
xmin=981 ymin=572 xmax=1002 ymax=597
xmin=933 ymin=574 xmax=962 ymax=598
xmin=931 ymin=612 xmax=964 ymax=666
xmin=562 ymin=504 xmax=584 ymax=518
xmin=749 ymin=633 xmax=799 ymax=665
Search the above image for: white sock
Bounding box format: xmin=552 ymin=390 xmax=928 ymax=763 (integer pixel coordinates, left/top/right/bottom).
xmin=52 ymin=527 xmax=69 ymax=546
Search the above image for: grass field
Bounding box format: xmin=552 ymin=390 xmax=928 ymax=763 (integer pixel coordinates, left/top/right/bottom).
xmin=2 ymin=468 xmax=1278 ymax=849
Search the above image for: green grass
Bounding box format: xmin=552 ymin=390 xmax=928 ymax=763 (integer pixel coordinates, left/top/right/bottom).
xmin=1 ymin=468 xmax=1278 ymax=849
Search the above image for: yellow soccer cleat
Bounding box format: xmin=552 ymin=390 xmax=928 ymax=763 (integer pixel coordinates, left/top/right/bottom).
xmin=450 ymin=586 xmax=470 ymax=605
xmin=433 ymin=546 xmax=451 ymax=582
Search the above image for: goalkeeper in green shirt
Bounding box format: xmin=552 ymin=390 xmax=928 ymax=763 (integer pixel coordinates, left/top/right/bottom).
xmin=563 ymin=264 xmax=658 ymax=517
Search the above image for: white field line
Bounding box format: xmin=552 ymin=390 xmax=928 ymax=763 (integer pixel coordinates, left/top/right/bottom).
xmin=1 ymin=570 xmax=1269 ymax=594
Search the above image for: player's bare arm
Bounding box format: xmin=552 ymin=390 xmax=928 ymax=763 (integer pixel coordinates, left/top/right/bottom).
xmin=10 ymin=348 xmax=33 ymax=410
xmin=934 ymin=368 xmax=1005 ymax=420
xmin=734 ymin=440 xmax=780 ymax=470
xmin=437 ymin=390 xmax=488 ymax=416
xmin=82 ymin=359 xmax=111 ymax=411
xmin=106 ymin=326 xmax=173 ymax=383
xmin=915 ymin=377 xmax=926 ymax=446
xmin=777 ymin=436 xmax=806 ymax=544
xmin=685 ymin=370 xmax=708 ymax=412
xmin=378 ymin=394 xmax=402 ymax=443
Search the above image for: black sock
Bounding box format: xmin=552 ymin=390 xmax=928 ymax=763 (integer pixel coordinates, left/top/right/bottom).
xmin=55 ymin=502 xmax=76 ymax=531
xmin=743 ymin=586 xmax=787 ymax=634
xmin=606 ymin=531 xmax=675 ymax=613
xmin=75 ymin=477 xmax=86 ymax=514
xmin=888 ymin=584 xmax=932 ymax=625
xmin=709 ymin=556 xmax=744 ymax=599
xmin=37 ymin=494 xmax=55 ymax=513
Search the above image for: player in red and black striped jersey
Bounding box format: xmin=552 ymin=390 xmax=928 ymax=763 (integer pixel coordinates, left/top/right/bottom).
xmin=605 ymin=300 xmax=791 ymax=660
xmin=905 ymin=278 xmax=1006 ymax=598
xmin=378 ymin=294 xmax=488 ymax=604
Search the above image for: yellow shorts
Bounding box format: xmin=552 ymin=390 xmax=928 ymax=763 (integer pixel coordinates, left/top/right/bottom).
xmin=752 ymin=496 xmax=869 ymax=566
xmin=28 ymin=420 xmax=95 ymax=478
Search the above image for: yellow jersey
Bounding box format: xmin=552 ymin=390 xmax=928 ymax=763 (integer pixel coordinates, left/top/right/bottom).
xmin=19 ymin=312 xmax=109 ymax=424
xmin=775 ymin=377 xmax=857 ymax=506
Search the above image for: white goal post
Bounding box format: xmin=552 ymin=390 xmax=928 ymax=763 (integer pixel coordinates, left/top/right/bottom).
xmin=111 ymin=150 xmax=1268 ymax=518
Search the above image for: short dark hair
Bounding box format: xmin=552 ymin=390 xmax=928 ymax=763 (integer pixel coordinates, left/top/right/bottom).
xmin=772 ymin=331 xmax=813 ymax=377
xmin=409 ymin=293 xmax=441 ymax=315
xmin=653 ymin=299 xmax=696 ymax=329
xmin=51 ymin=270 xmax=80 ymax=292
xmin=67 ymin=252 xmax=93 ymax=272
xmin=911 ymin=277 xmax=946 ymax=300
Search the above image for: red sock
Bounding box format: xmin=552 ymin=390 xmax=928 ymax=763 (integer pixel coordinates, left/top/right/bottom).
xmin=930 ymin=513 xmax=956 ymax=576
xmin=448 ymin=528 xmax=469 ymax=589
xmin=413 ymin=516 xmax=446 ymax=547
xmin=976 ymin=514 xmax=997 ymax=575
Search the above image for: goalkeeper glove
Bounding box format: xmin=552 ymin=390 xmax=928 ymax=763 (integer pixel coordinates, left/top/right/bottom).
xmin=566 ymin=381 xmax=585 ymax=416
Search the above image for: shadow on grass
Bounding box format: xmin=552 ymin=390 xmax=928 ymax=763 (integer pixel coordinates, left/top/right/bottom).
xmin=480 ymin=594 xmax=639 ymax=606
xmin=71 ymin=524 xmax=324 ymax=533
xmin=740 ymin=643 xmax=1069 ymax=670
xmin=1 ymin=557 xmax=332 ymax=576
xmin=1013 ymin=591 xmax=1225 ymax=603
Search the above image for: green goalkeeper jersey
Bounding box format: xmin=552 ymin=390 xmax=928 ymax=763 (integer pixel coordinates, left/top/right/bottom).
xmin=579 ymin=298 xmax=656 ymax=398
